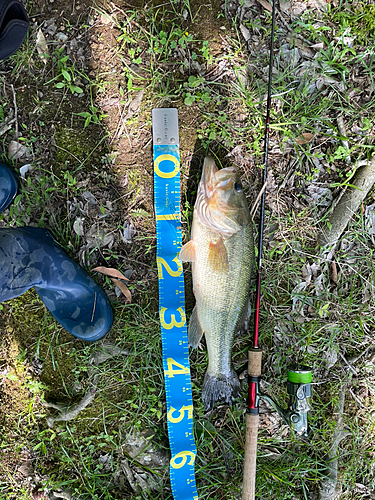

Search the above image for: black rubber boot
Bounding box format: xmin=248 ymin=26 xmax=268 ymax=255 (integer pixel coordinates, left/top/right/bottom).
xmin=0 ymin=0 xmax=29 ymax=60
xmin=0 ymin=226 xmax=113 ymax=341
xmin=0 ymin=162 xmax=19 ymax=213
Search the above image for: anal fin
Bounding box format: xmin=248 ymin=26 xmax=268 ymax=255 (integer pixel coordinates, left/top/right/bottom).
xmin=188 ymin=305 xmax=204 ymax=348
xmin=235 ymin=296 xmax=252 ymax=337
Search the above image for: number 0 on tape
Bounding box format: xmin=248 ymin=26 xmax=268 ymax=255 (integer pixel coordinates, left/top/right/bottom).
xmin=152 ymin=108 xmax=198 ymax=500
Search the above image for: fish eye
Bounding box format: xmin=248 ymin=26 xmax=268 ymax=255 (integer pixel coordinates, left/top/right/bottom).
xmin=234 ymin=182 xmax=242 ymax=193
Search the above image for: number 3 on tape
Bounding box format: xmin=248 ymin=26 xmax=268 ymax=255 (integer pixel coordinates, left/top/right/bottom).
xmin=152 ymin=108 xmax=198 ymax=500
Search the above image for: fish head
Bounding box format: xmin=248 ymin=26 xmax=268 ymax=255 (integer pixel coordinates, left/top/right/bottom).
xmin=198 ymin=156 xmax=250 ymax=235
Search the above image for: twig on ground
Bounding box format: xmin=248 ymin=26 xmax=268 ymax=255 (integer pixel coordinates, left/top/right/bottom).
xmin=319 ymin=157 xmax=375 ymax=246
xmin=250 ymin=181 xmax=267 ymax=220
xmin=10 ymin=84 xmax=18 ymax=141
xmin=338 ymin=351 xmax=357 ymax=376
xmin=46 ymin=384 xmax=98 ymax=427
xmin=45 ymin=342 xmax=130 ymax=427
xmin=319 ymin=382 xmax=351 ymax=500
xmin=337 ymin=116 xmax=351 ymax=164
xmin=116 ymin=90 xmax=144 ymax=143
xmin=121 ymin=459 xmax=141 ymax=494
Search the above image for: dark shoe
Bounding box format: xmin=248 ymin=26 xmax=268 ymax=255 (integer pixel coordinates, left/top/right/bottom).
xmin=0 ymin=0 xmax=29 ymax=61
xmin=0 ymin=162 xmax=19 ymax=213
xmin=0 ymin=226 xmax=113 ymax=341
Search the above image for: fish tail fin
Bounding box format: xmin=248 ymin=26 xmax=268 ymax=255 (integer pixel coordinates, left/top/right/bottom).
xmin=201 ymin=369 xmax=241 ymax=411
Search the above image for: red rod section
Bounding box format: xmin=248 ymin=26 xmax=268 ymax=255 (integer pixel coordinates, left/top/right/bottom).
xmin=253 ymin=272 xmax=262 ymax=349
xmin=247 ymin=1 xmax=276 ymax=415
xmin=248 ymin=381 xmax=257 ymax=410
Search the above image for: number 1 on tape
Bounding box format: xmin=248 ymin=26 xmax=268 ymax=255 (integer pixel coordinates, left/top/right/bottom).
xmin=152 ymin=108 xmax=198 ymax=500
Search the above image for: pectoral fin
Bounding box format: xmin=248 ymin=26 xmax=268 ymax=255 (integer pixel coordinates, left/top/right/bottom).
xmin=208 ymin=237 xmax=228 ymax=273
xmin=188 ymin=306 xmax=204 ymax=348
xmin=179 ymin=240 xmax=196 ymax=262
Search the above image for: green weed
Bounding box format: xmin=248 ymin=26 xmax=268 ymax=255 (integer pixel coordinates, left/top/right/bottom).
xmin=46 ymin=48 xmax=84 ymax=94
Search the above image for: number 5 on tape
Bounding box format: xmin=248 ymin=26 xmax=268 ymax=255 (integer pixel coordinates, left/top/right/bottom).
xmin=152 ymin=108 xmax=198 ymax=500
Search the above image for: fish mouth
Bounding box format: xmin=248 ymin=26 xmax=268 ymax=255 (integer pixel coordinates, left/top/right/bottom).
xmin=202 ymin=157 xmax=238 ymax=214
xmin=201 ymin=156 xmax=219 ymax=199
xmin=198 ymin=156 xmax=248 ymax=236
xmin=202 ymin=156 xmax=236 ymax=195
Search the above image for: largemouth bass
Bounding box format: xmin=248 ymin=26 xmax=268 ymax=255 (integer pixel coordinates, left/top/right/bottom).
xmin=179 ymin=156 xmax=254 ymax=410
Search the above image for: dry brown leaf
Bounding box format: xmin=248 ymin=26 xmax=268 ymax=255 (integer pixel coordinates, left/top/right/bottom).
xmin=296 ymin=132 xmax=314 ymax=145
xmin=36 ymin=29 xmax=49 ymax=64
xmin=111 ymin=278 xmax=132 ymax=303
xmin=279 ymin=0 xmax=291 ymax=14
xmin=255 ymin=0 xmax=272 ymax=12
xmin=92 ymin=266 xmax=129 ymax=281
xmin=329 ymin=261 xmax=338 ymax=285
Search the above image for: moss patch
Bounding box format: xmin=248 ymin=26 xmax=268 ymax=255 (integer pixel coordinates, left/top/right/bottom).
xmin=53 ymin=125 xmax=105 ymax=173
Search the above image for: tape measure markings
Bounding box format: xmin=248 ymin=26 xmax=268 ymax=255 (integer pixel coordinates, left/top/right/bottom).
xmin=152 ymin=109 xmax=198 ymax=500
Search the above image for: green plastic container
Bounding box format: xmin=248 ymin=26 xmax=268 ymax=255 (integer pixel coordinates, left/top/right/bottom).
xmin=287 ymin=366 xmax=312 ymax=384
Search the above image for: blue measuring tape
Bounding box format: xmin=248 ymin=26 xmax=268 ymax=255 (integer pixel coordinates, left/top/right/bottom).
xmin=152 ymin=108 xmax=198 ymax=500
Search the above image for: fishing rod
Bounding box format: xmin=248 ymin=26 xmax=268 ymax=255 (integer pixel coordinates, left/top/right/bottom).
xmin=241 ymin=2 xmax=276 ymax=496
xmin=242 ymin=3 xmax=312 ymax=499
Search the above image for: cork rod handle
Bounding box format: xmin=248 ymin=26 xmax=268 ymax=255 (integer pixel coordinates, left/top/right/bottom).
xmin=242 ymin=349 xmax=262 ymax=500
xmin=242 ymin=413 xmax=259 ymax=500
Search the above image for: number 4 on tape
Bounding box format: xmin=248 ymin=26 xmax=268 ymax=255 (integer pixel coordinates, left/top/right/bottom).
xmin=152 ymin=108 xmax=198 ymax=500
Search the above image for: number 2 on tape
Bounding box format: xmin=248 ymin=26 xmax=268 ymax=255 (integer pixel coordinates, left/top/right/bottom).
xmin=157 ymin=256 xmax=183 ymax=279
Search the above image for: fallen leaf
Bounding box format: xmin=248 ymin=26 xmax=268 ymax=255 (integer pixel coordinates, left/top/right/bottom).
xmin=18 ymin=460 xmax=34 ymax=478
xmin=36 ymin=28 xmax=49 ymax=64
xmin=311 ymin=42 xmax=324 ymax=50
xmin=308 ymin=0 xmax=328 ymax=12
xmin=296 ymin=132 xmax=314 ymax=145
xmin=111 ymin=278 xmax=132 ymax=303
xmin=127 ymin=89 xmax=144 ymax=118
xmin=92 ymin=266 xmax=129 ymax=281
xmin=255 ymin=0 xmax=272 ymax=11
xmin=73 ymin=217 xmax=85 ymax=236
xmin=329 ymin=261 xmax=338 ymax=285
xmin=86 ymin=226 xmax=115 ymax=249
xmin=8 ymin=140 xmax=29 ymax=160
xmin=19 ymin=164 xmax=33 ymax=178
xmin=286 ymin=35 xmax=315 ymax=58
xmin=240 ymin=24 xmax=251 ymax=42
xmin=279 ymin=0 xmax=291 ymax=14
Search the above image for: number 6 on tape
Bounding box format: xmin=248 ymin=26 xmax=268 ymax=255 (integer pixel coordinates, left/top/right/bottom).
xmin=152 ymin=108 xmax=198 ymax=500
